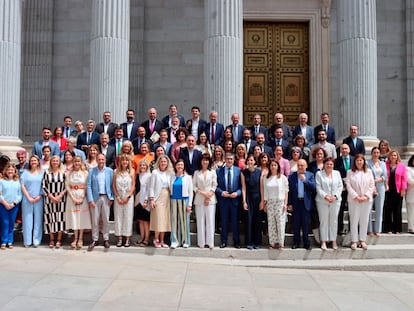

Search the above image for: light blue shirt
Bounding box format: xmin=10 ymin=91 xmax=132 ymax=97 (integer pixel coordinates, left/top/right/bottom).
xmin=298 ymin=178 xmax=304 ymax=198
xmin=0 ymin=179 xmax=22 ymax=203
xmin=97 ymin=168 xmax=106 ymax=194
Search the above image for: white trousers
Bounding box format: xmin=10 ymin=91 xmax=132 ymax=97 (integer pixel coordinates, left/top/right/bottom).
xmin=348 ymin=201 xmax=371 ymax=242
xmin=91 ymin=195 xmax=110 ymax=241
xmin=317 ymin=201 xmax=340 ymax=242
xmin=195 ymin=203 xmax=216 ymax=247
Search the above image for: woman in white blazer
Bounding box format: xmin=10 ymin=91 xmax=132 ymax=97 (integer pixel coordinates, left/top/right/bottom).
xmin=346 ymin=154 xmax=375 ymax=250
xmin=315 ymin=157 xmax=343 ymax=250
xmin=193 ymin=153 xmax=217 ymax=248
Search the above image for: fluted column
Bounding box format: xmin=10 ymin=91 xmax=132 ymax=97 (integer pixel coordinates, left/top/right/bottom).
xmin=0 ymin=0 xmax=23 ymax=156
xmin=338 ymin=0 xmax=378 ymax=145
xmin=407 ymin=0 xmax=414 ymax=147
xmin=204 ymin=0 xmax=243 ymax=124
xmin=90 ymin=0 xmax=130 ymax=124
xmin=21 ymin=0 xmax=54 ymax=143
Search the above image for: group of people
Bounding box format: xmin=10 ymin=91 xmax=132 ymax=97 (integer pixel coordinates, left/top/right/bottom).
xmin=0 ymin=105 xmax=413 ymax=251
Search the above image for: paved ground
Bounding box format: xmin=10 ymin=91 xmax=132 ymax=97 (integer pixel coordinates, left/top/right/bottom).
xmin=1 ymin=246 xmax=414 ymax=311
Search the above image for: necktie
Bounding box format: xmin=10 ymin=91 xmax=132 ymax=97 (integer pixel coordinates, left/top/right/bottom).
xmin=211 ymin=125 xmax=215 ymax=144
xmin=117 ymin=139 xmax=121 ymax=155
xmin=227 ymin=168 xmax=232 ymax=193
xmin=256 ymin=126 xmax=259 ymax=135
xmin=66 ymin=127 xmax=70 ymax=138
xmin=87 ymin=132 xmax=91 ymax=144
xmin=277 ymin=139 xmax=280 ymax=146
xmin=233 ymin=125 xmax=238 ymax=140
xmin=345 ymin=157 xmax=349 ymax=171
xmin=150 ymin=121 xmax=154 ymax=133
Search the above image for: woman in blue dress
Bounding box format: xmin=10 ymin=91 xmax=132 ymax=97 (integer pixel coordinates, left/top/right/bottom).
xmin=21 ymin=155 xmax=44 ymax=247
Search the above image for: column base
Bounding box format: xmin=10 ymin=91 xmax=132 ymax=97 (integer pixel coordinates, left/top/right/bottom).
xmin=0 ymin=137 xmax=24 ymax=161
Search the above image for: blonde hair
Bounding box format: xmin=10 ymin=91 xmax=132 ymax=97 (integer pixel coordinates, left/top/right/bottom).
xmin=2 ymin=163 xmax=19 ymax=181
xmin=154 ymin=154 xmax=174 ymax=174
xmin=48 ymin=155 xmax=64 ymax=173
xmin=115 ymin=154 xmax=133 ymax=175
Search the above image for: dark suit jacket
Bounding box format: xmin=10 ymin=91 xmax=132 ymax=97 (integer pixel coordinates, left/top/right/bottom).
xmin=153 ymin=141 xmax=172 ymax=156
xmin=162 ymin=114 xmax=186 ymax=128
xmin=186 ymin=119 xmax=207 ymax=139
xmin=95 ymin=122 xmax=119 ymax=139
xmin=268 ymin=123 xmax=292 ymax=143
xmin=313 ymin=124 xmax=336 ymax=145
xmin=205 ymin=122 xmax=225 ymax=146
xmin=131 ymin=137 xmax=154 ymax=155
xmin=267 ymin=138 xmax=290 ymax=159
xmin=76 ymin=131 xmax=101 ymax=154
xmin=215 ymin=165 xmax=242 ymax=207
xmin=141 ymin=119 xmax=165 ymax=139
xmin=242 ymin=140 xmax=257 ymax=155
xmin=342 ymin=136 xmax=365 ymax=156
xmin=334 ymin=155 xmax=355 ymax=179
xmin=178 ymin=147 xmax=203 ymax=176
xmin=100 ymin=145 xmax=116 ymax=169
xmin=120 ymin=121 xmax=140 ymax=141
xmin=288 ymin=171 xmax=316 ymax=211
xmin=61 ymin=126 xmax=77 ymax=138
xmin=249 ymin=125 xmax=268 ymax=141
xmin=226 ymin=124 xmax=245 ymax=143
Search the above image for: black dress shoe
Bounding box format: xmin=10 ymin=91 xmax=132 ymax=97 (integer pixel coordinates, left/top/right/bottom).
xmin=291 ymin=244 xmax=299 ymax=249
xmin=88 ymin=241 xmax=98 ymax=252
xmin=104 ymin=240 xmax=110 ymax=249
xmin=305 ymin=245 xmax=312 ymax=250
xmin=220 ymin=243 xmax=227 ymax=248
xmin=234 ymin=243 xmax=241 ymax=249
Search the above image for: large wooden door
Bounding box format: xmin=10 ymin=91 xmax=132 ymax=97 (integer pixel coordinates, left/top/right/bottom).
xmin=243 ymin=22 xmax=309 ymax=128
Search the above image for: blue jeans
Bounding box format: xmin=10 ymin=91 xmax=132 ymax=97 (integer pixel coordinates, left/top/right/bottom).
xmin=0 ymin=203 xmax=19 ymax=244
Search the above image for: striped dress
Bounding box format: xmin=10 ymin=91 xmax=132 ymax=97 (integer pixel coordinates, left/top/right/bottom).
xmin=42 ymin=171 xmax=66 ymax=234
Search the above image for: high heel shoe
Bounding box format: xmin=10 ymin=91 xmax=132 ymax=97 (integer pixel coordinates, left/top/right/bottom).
xmin=360 ymin=241 xmax=368 ymax=250
xmin=321 ymin=243 xmax=327 ymax=251
xmin=332 ymin=242 xmax=338 ymax=250
xmin=71 ymin=240 xmax=77 ymax=249
xmin=351 ymin=242 xmax=357 ymax=250
xmin=76 ymin=239 xmax=83 ymax=249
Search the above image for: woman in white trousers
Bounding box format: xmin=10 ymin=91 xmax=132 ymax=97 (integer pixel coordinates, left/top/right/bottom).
xmin=193 ymin=153 xmax=217 ymax=249
xmin=346 ymin=154 xmax=375 ymax=250
xmin=315 ymin=157 xmax=343 ymax=250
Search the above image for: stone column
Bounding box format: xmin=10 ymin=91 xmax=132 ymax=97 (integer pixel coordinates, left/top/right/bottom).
xmin=0 ymin=0 xmax=23 ymax=157
xmin=337 ymin=0 xmax=378 ymax=147
xmin=90 ymin=0 xmax=130 ymax=124
xmin=407 ymin=0 xmax=414 ymax=149
xmin=21 ymin=0 xmax=54 ymax=143
xmin=204 ymin=0 xmax=243 ymax=124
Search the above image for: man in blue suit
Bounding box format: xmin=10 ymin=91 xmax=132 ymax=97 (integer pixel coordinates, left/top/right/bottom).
xmin=215 ymin=153 xmax=242 ymax=248
xmin=32 ymin=127 xmax=60 ymax=158
xmin=226 ymin=113 xmax=244 ymax=143
xmin=87 ymin=153 xmax=114 ymax=251
xmin=313 ymin=112 xmax=336 ymax=145
xmin=178 ymin=135 xmax=202 ymax=176
xmin=205 ymin=111 xmax=225 ymax=146
xmin=76 ymin=120 xmax=101 ymax=156
xmin=288 ymin=159 xmax=316 ymax=249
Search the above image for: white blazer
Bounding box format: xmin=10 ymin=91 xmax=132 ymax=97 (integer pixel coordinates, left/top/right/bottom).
xmin=149 ymin=170 xmax=172 ymax=201
xmin=193 ymin=169 xmax=217 ymax=206
xmin=315 ymin=170 xmax=343 ymax=203
xmin=406 ymin=166 xmax=414 ymax=203
xmin=170 ymin=174 xmax=194 ymax=203
xmin=346 ymin=169 xmax=375 ymax=203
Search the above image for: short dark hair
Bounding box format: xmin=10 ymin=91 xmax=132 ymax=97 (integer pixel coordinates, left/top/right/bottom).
xmin=191 ymin=106 xmax=200 ymax=112
xmin=198 ymin=153 xmax=212 ymax=170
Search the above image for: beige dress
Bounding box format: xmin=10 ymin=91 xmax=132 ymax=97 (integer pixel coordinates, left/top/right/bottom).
xmin=65 ymin=170 xmax=91 ymax=230
xmin=149 ymin=171 xmax=171 ymax=232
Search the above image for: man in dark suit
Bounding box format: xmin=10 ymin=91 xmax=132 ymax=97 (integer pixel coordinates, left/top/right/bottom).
xmin=313 ymin=112 xmax=336 ymax=145
xmin=120 ymin=109 xmax=140 ymax=141
xmin=267 ymin=126 xmax=290 ymax=159
xmin=249 ymin=132 xmax=274 ymax=157
xmin=249 ymin=113 xmax=268 ymax=141
xmin=95 ymin=111 xmax=118 ymax=139
xmin=178 ymin=135 xmax=202 ymax=176
xmin=140 ymin=108 xmax=164 ymax=143
xmin=267 ymin=112 xmax=292 ymax=143
xmin=153 ymin=129 xmax=172 ymax=156
xmin=215 ymin=153 xmax=242 ymax=248
xmin=226 ymin=113 xmax=244 ymax=143
xmin=205 ymin=111 xmax=224 ymax=146
xmin=334 ymin=143 xmax=354 ymax=235
xmin=99 ymin=133 xmax=116 ymax=169
xmin=76 ymin=120 xmax=101 ymax=156
xmin=342 ymin=125 xmax=366 ymax=156
xmin=132 ymin=126 xmax=153 ymax=154
xmin=62 ymin=116 xmax=77 ymax=138
xmin=288 ymin=159 xmax=316 ymax=249
xmin=162 ymin=104 xmax=186 ymax=128
xmin=109 ymin=126 xmax=129 ymax=156
xmin=241 ymin=128 xmax=256 ymax=154
xmin=186 ymin=106 xmax=207 ymax=141
xmin=166 ymin=116 xmax=181 ymax=144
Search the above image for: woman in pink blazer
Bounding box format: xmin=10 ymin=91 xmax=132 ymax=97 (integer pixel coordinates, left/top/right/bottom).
xmin=384 ymin=150 xmax=407 ymax=233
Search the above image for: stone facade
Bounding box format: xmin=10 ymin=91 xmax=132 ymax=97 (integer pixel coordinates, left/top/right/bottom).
xmin=2 ymin=0 xmax=409 ymax=151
